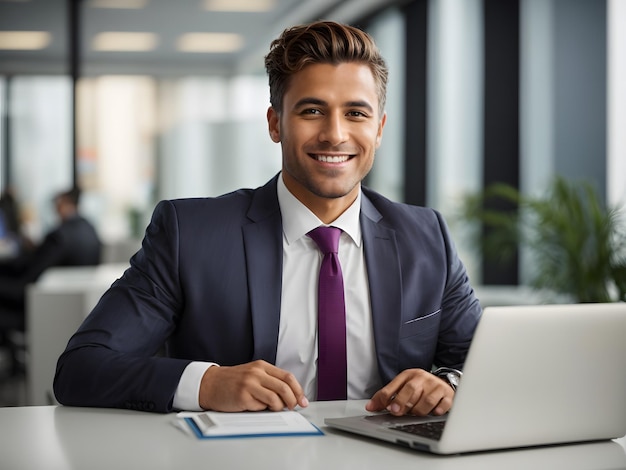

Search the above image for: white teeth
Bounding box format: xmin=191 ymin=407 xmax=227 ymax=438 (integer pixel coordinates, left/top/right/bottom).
xmin=316 ymin=155 xmax=349 ymax=163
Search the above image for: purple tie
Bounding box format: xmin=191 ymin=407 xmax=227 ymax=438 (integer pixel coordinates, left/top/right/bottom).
xmin=308 ymin=226 xmax=347 ymax=401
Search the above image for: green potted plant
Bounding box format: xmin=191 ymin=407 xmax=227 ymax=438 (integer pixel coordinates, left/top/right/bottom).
xmin=460 ymin=177 xmax=626 ymax=303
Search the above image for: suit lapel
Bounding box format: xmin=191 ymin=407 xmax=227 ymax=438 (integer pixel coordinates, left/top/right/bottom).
xmin=361 ymin=194 xmax=402 ymax=378
xmin=242 ymin=176 xmax=283 ymax=364
xmin=242 ymin=179 xmax=403 ymax=373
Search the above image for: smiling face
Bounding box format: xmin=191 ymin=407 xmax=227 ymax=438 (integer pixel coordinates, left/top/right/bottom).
xmin=267 ymin=62 xmax=386 ymax=222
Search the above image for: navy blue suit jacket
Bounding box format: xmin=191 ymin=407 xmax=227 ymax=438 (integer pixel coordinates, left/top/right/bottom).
xmin=54 ymin=175 xmax=481 ymax=412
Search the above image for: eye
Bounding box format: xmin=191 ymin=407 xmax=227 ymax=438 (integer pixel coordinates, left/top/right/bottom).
xmin=301 ymin=108 xmax=322 ymax=115
xmin=347 ymin=110 xmax=368 ymax=118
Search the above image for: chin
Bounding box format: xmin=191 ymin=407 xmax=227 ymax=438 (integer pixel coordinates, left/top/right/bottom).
xmin=310 ymin=184 xmax=355 ymax=200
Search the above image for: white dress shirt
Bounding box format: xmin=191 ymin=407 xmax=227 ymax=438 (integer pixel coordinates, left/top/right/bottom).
xmin=173 ymin=174 xmax=381 ymax=410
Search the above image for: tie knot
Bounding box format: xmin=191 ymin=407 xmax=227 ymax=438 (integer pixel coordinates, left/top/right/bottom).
xmin=308 ymin=226 xmax=341 ymax=254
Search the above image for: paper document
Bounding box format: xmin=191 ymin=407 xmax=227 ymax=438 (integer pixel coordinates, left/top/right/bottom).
xmin=177 ymin=410 xmax=323 ymax=439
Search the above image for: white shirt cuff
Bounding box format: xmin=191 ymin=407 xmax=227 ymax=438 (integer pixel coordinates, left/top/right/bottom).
xmin=172 ymin=361 xmax=216 ymax=411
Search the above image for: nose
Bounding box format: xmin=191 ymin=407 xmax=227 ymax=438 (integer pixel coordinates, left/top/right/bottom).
xmin=318 ymin=112 xmax=348 ymax=145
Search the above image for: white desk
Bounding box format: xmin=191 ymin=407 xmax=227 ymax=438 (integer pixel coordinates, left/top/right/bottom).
xmin=1 ymin=401 xmax=625 ymax=470
xmin=25 ymin=263 xmax=129 ymax=405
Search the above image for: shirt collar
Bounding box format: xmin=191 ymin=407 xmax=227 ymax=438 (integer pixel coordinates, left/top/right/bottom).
xmin=277 ymin=172 xmax=362 ymax=247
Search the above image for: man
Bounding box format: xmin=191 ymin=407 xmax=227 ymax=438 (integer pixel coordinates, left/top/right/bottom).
xmin=54 ymin=21 xmax=481 ymax=416
xmin=1 ymin=187 xmax=101 ymax=376
xmin=0 ymin=187 xmax=102 ymax=317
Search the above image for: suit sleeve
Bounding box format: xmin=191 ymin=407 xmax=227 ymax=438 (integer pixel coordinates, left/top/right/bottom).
xmin=433 ymin=210 xmax=482 ymax=370
xmin=53 ymin=201 xmax=192 ymax=412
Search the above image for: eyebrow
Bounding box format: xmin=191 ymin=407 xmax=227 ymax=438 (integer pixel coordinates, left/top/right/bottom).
xmin=293 ymin=97 xmax=375 ymax=114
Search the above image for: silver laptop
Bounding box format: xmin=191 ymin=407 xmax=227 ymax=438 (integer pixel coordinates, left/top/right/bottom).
xmin=325 ymin=303 xmax=626 ymax=454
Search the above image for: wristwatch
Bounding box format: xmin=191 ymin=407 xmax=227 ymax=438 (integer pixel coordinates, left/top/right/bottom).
xmin=432 ymin=367 xmax=463 ymax=392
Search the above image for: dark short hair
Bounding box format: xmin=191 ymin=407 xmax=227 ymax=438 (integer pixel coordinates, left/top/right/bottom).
xmin=264 ymin=21 xmax=388 ymax=115
xmin=54 ymin=187 xmax=81 ymax=206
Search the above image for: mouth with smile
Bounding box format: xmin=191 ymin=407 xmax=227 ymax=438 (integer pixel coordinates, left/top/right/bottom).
xmin=309 ymin=153 xmax=354 ymax=163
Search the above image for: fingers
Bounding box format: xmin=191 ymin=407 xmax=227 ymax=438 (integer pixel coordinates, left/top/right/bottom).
xmin=366 ymin=369 xmax=455 ymax=417
xmin=252 ymin=365 xmax=308 ymax=411
xmin=199 ymin=360 xmax=308 ymax=412
xmin=366 ymin=370 xmax=419 ymax=412
xmin=365 ymin=381 xmax=399 ymax=412
xmin=401 ymin=387 xmax=451 ymax=416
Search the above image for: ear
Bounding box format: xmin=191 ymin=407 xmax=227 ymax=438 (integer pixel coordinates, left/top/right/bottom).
xmin=267 ymin=107 xmax=281 ymax=143
xmin=375 ymin=112 xmax=387 ymax=149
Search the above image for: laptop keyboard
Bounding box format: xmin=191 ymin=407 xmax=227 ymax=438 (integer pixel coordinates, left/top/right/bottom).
xmin=391 ymin=421 xmax=446 ymax=441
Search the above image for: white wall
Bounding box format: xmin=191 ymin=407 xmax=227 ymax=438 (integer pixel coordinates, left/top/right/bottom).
xmin=157 ymin=76 xmax=280 ymax=201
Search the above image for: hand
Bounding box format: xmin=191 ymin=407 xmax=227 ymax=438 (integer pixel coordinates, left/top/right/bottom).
xmin=365 ymin=368 xmax=454 ymax=417
xmin=198 ymin=360 xmax=309 ymax=412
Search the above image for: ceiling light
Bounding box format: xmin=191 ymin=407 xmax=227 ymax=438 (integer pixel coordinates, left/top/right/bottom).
xmin=92 ymin=32 xmax=157 ymax=52
xmin=177 ymin=33 xmax=243 ymax=53
xmin=0 ymin=31 xmax=51 ymax=50
xmin=202 ymin=0 xmax=275 ymax=12
xmin=88 ymin=0 xmax=148 ymax=8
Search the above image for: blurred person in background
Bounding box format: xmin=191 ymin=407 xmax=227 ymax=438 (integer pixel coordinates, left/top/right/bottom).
xmin=0 ymin=187 xmax=102 ymax=330
xmin=0 ymin=187 xmax=29 ymax=261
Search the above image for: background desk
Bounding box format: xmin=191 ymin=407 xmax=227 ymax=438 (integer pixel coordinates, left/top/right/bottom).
xmin=26 ymin=263 xmax=129 ymax=405
xmin=1 ymin=401 xmax=625 ymax=470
